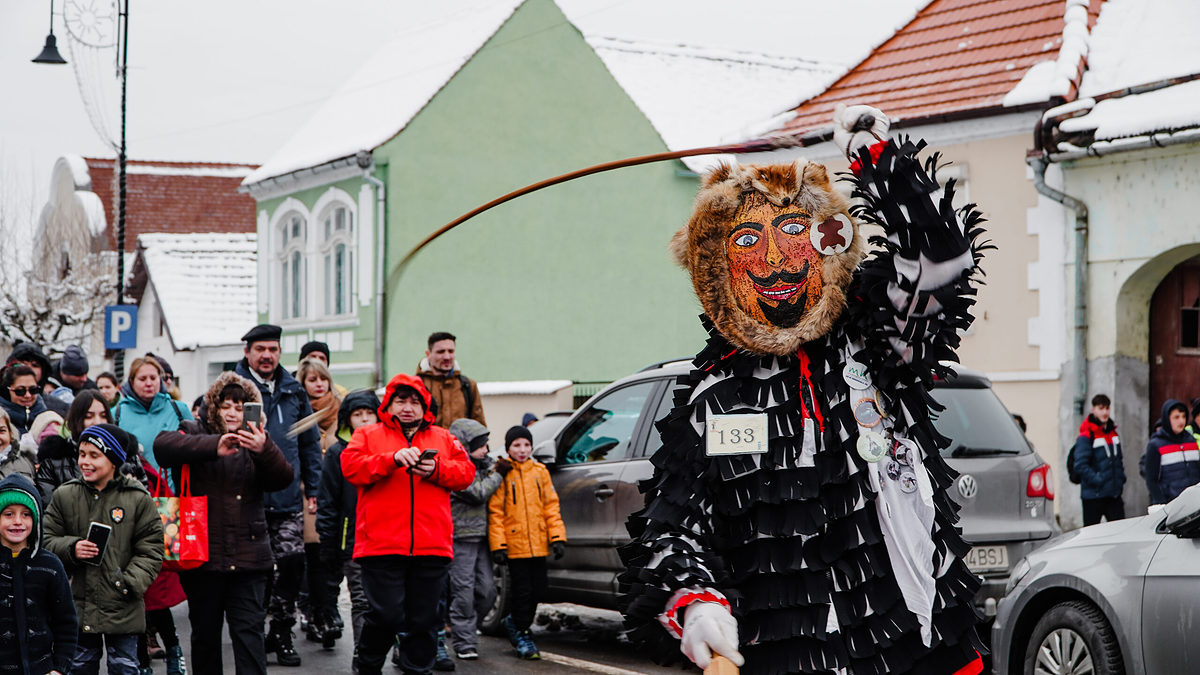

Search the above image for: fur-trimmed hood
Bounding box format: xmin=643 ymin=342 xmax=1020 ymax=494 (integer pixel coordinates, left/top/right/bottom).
xmin=201 ymin=372 xmax=262 ymax=434
xmin=669 ymin=158 xmax=865 ymax=355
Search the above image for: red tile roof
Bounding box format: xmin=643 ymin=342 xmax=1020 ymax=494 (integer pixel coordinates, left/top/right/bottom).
xmin=775 ymin=0 xmax=1102 ymax=134
xmin=85 ymin=158 xmax=259 ymax=251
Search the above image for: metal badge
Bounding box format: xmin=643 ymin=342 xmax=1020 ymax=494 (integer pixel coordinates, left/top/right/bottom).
xmin=885 ymin=459 xmax=903 ymax=481
xmin=891 ymin=441 xmax=912 ymax=466
xmin=843 ymin=358 xmax=872 ymax=390
xmin=898 ymin=469 xmax=919 ymax=494
xmin=853 ymin=398 xmax=882 ymax=428
xmin=856 ymin=432 xmax=889 ymax=463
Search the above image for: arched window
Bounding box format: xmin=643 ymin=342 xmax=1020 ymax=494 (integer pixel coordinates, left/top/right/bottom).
xmin=318 ymin=203 xmax=354 ymax=316
xmin=278 ymin=212 xmax=307 ymax=320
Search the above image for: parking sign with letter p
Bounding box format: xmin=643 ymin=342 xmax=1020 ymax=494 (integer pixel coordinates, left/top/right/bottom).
xmin=105 ymin=305 xmax=138 ymax=350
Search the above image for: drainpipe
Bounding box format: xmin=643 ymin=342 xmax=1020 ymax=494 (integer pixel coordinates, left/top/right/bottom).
xmin=1028 ymin=155 xmax=1089 ymax=416
xmin=358 ymin=151 xmax=386 ymax=389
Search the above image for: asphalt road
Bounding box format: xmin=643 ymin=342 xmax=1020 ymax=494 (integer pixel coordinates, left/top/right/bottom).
xmin=168 ymin=596 xmax=683 ymax=675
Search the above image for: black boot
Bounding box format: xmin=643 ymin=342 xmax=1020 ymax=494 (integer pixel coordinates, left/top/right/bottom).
xmin=267 ymin=620 xmax=302 ymax=667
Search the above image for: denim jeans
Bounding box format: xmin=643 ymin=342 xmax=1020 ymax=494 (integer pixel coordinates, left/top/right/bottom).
xmin=71 ymin=632 xmax=139 ymax=675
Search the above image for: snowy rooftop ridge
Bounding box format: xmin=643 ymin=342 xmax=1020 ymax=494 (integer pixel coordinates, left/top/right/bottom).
xmin=1003 ymin=0 xmax=1093 ymax=108
xmin=1040 ymin=0 xmax=1200 ymax=151
xmin=584 ymin=35 xmax=845 ymax=172
xmin=477 ymin=379 xmax=574 ymax=396
xmin=242 ymin=1 xmax=524 ymax=187
xmin=137 ymin=233 xmax=257 ymax=350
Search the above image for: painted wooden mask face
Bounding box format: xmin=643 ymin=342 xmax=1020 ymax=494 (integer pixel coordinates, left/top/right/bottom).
xmin=725 ymin=193 xmax=824 ymax=328
xmin=670 ymin=160 xmax=864 ymax=355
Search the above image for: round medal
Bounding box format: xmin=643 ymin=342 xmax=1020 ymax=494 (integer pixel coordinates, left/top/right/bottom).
xmin=843 ymin=359 xmax=872 ymax=390
xmin=898 ymin=470 xmax=919 ymax=494
xmin=854 ymin=398 xmax=882 ymax=428
xmin=856 ymin=432 xmax=888 ymax=463
xmin=885 ymin=459 xmax=902 ymax=481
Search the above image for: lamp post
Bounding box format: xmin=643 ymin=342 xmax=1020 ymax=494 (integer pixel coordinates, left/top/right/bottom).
xmin=34 ymin=0 xmax=130 ymax=379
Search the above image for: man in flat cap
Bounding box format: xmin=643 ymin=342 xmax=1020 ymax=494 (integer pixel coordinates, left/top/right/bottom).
xmin=235 ymin=324 xmax=321 ymax=667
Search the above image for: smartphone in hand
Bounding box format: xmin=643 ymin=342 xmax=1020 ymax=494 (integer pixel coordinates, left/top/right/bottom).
xmin=242 ymin=402 xmax=262 ymax=431
xmin=408 ymin=448 xmax=438 ymax=474
xmin=83 ymin=521 xmax=112 ymax=566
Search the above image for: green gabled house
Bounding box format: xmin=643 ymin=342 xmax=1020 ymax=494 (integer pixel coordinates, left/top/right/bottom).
xmin=240 ymin=0 xmax=836 ymax=392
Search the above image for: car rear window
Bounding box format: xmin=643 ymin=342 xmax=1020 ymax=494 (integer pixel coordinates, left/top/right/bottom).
xmin=928 ymin=385 xmax=1030 ymax=456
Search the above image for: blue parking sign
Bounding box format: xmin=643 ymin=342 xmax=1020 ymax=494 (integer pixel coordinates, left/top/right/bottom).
xmin=105 ymin=305 xmax=138 ymax=350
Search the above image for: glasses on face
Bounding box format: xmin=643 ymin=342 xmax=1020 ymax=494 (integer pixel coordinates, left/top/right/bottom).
xmin=9 ymin=387 xmax=37 ymax=397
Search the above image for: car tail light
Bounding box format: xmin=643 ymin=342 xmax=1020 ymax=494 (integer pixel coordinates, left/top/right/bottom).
xmin=1027 ymin=464 xmax=1054 ymax=500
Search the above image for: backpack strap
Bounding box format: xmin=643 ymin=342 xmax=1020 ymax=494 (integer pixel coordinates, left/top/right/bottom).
xmin=460 ymin=374 xmax=475 ymax=420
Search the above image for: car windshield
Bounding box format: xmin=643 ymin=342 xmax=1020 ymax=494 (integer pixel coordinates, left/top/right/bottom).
xmin=929 ymin=385 xmax=1030 ymax=456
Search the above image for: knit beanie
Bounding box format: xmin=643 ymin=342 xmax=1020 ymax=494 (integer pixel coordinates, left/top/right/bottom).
xmin=60 ymin=345 xmax=89 ymax=376
xmin=0 ymin=489 xmax=38 ymax=522
xmin=300 ymin=341 xmax=331 ymax=362
xmin=79 ymin=423 xmax=128 ymax=468
xmin=505 ymin=425 xmax=533 ymax=450
xmin=27 ymin=410 xmax=64 ymax=444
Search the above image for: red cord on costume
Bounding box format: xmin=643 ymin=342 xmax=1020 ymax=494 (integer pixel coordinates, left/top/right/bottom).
xmin=953 ymin=653 xmax=984 ymax=675
xmin=795 ymin=347 xmax=825 ymax=432
xmin=662 ymin=590 xmax=731 ymax=639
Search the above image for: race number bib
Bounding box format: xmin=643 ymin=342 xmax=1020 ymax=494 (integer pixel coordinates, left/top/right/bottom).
xmin=706 ymin=414 xmax=768 ymax=456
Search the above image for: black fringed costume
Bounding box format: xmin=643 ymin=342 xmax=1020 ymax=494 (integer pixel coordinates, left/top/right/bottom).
xmin=619 ymin=137 xmax=992 ymax=675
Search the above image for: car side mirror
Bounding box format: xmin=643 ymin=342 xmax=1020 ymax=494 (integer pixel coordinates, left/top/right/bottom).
xmin=533 ymin=439 xmax=556 ymax=467
xmin=1163 ymin=484 xmax=1200 ymax=537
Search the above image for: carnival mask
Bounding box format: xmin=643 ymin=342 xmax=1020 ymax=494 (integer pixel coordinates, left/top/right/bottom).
xmin=670 ymin=159 xmax=863 ymax=355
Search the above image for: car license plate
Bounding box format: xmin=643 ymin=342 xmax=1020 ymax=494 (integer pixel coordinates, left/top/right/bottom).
xmin=965 ymin=545 xmax=1008 ymax=572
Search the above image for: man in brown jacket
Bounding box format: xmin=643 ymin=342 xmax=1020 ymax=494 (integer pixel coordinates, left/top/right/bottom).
xmin=417 ymin=332 xmax=486 ymax=428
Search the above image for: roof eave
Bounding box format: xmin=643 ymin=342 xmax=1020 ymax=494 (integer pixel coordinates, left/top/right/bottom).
xmin=240 ymin=155 xmax=364 ymax=201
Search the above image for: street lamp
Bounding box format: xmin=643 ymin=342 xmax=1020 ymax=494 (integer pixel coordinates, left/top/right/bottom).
xmin=33 ymin=0 xmax=130 ymax=379
xmin=31 ymin=0 xmax=67 ymax=64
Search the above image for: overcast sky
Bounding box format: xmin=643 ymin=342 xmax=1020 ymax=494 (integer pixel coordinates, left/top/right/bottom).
xmin=1 ymin=0 xmax=923 ymax=219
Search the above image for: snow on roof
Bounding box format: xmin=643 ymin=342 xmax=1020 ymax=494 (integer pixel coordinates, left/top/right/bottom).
xmin=137 ymin=233 xmax=257 ymax=350
xmin=583 ymin=37 xmax=844 ymax=172
xmin=1066 ymin=0 xmax=1200 ymax=142
xmin=1040 ymin=0 xmax=1200 ymax=149
xmin=1002 ymin=0 xmax=1092 ymax=107
xmin=243 ymin=1 xmax=523 ymax=186
xmin=477 ymin=380 xmax=574 ymax=396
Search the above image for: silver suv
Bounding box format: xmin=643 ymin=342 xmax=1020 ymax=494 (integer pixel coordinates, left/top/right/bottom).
xmin=483 ymin=360 xmax=1057 ymax=632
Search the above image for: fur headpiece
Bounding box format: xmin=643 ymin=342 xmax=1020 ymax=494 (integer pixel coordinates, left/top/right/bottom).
xmin=203 ymin=372 xmax=262 ymax=433
xmin=669 ymin=159 xmax=864 ymax=355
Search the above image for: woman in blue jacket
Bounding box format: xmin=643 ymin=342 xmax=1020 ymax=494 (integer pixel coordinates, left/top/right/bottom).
xmin=115 ymin=355 xmax=192 ymax=471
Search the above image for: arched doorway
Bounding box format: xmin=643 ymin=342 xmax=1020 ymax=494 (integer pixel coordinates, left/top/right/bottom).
xmin=1149 ymin=253 xmax=1200 ymax=431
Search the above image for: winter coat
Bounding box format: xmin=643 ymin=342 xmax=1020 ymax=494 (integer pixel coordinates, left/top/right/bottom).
xmin=42 ymin=472 xmax=164 ymax=635
xmin=417 ymin=358 xmax=486 ymax=428
xmin=340 ymin=374 xmax=475 ymax=559
xmin=0 ymin=396 xmax=48 ymax=438
xmin=34 ymin=435 xmax=81 ymax=503
xmin=1073 ymin=415 xmax=1125 ymax=500
xmin=448 ymin=419 xmax=503 ymax=541
xmin=154 ymin=372 xmax=295 ymax=573
xmin=488 ymin=458 xmax=566 ymax=559
xmin=115 ymin=391 xmax=193 ymax=470
xmin=316 ymin=389 xmax=381 ymax=561
xmin=235 ymin=360 xmax=321 ymax=514
xmin=302 ymin=391 xmax=341 ymax=544
xmin=1143 ymin=399 xmax=1200 ymax=504
xmin=0 ymin=474 xmax=77 ymax=675
xmin=0 ymin=435 xmax=37 ymax=482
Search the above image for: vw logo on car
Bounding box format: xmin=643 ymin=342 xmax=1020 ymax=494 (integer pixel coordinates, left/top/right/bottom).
xmin=957 ymin=474 xmax=978 ymax=500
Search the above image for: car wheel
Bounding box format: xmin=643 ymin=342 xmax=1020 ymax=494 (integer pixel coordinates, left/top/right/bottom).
xmin=1023 ymin=600 xmax=1124 ymax=675
xmin=479 ymin=562 xmax=511 ymax=636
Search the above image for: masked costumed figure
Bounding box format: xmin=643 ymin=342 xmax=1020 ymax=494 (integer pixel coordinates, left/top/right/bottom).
xmin=619 ymin=105 xmax=989 ymax=675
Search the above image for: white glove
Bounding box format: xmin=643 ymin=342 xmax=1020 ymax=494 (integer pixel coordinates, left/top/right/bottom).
xmin=833 ymin=103 xmax=890 ymax=160
xmin=680 ymin=601 xmax=744 ymax=669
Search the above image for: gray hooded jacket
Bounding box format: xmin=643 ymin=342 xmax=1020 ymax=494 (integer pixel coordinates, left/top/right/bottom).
xmin=448 ymin=419 xmax=503 ymax=540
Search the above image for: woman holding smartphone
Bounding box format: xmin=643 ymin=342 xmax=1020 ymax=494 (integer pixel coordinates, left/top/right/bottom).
xmin=155 ymin=372 xmax=294 ymax=675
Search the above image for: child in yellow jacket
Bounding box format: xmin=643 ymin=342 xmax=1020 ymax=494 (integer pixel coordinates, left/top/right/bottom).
xmin=488 ymin=425 xmax=566 ymax=660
